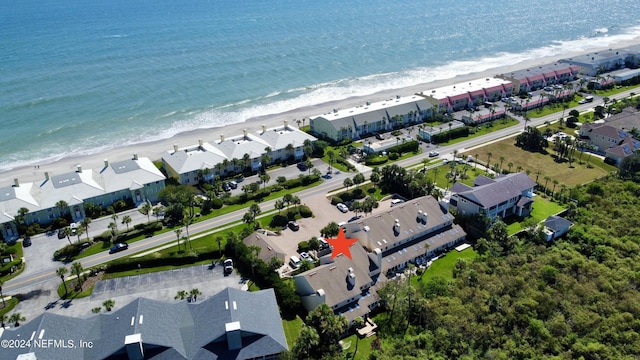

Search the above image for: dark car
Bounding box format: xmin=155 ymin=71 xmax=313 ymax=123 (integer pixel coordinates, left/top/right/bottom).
xmin=288 ymin=221 xmax=300 ymax=231
xmin=57 ymin=229 xmax=66 ymax=239
xmin=348 ymin=215 xmax=363 ymax=223
xmin=222 ymin=182 xmax=231 ymax=192
xmin=297 ymin=162 xmax=307 ymax=171
xmin=22 ymin=237 xmax=32 ymax=247
xmin=109 ymin=242 xmax=129 ymax=254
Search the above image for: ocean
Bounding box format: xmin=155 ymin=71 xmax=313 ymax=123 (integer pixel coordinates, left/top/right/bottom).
xmin=2 ymin=0 xmax=640 ymax=172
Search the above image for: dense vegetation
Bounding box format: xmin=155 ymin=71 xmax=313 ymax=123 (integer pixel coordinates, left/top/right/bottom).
xmin=370 ymin=175 xmax=640 ymax=359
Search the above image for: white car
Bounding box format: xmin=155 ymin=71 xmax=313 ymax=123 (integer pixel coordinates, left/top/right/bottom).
xmin=336 ymin=203 xmax=348 ymax=213
xmin=428 ymin=151 xmax=439 ymax=157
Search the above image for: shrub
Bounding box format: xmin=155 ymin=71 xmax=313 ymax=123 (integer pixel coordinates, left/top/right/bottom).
xmin=270 ymin=214 xmax=289 ymax=228
xmin=352 ymin=188 xmax=365 ymax=199
xmin=365 ymin=155 xmax=388 ymax=166
xmin=211 ymin=198 xmax=223 ymax=209
xmin=331 ymin=196 xmax=343 ymax=205
xmin=298 ymin=205 xmax=313 ymax=218
xmin=298 ymin=241 xmax=310 ymax=252
xmin=389 ymin=152 xmax=399 ymax=160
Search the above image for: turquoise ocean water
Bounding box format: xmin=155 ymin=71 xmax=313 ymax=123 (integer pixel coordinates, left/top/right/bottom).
xmin=2 ymin=0 xmax=640 ymax=171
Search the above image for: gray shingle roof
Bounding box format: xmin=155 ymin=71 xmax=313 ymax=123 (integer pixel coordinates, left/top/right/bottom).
xmin=544 ymin=215 xmax=573 ymax=233
xmin=454 ymin=172 xmax=536 ymax=208
xmin=0 ymin=288 xmax=287 ymax=360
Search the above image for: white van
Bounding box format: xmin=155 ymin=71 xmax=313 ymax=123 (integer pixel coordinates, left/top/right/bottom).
xmin=289 ymin=255 xmax=301 ymax=269
xmin=390 ymin=199 xmax=405 ymax=207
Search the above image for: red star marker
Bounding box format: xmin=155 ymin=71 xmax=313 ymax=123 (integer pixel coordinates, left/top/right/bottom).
xmin=326 ymin=227 xmax=358 ymax=260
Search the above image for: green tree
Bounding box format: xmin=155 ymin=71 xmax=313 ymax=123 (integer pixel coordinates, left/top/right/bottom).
xmin=189 ymin=288 xmax=202 ymax=302
xmin=71 ymin=262 xmax=84 ymax=291
xmin=103 ymin=299 xmax=115 ymax=311
xmin=9 ymin=312 xmax=25 ymax=327
xmin=121 ymin=215 xmax=132 ymax=231
xmin=140 ymin=202 xmax=152 ymax=223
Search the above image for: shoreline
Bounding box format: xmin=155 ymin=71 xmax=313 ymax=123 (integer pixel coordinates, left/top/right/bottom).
xmin=4 ymin=40 xmax=640 ymax=184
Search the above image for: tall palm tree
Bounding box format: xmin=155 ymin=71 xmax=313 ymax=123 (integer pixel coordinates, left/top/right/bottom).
xmin=486 ymin=152 xmax=493 ymax=173
xmin=81 ymin=217 xmax=91 ymax=241
xmin=71 ymin=262 xmax=84 ymax=291
xmin=121 ymin=215 xmax=132 ymax=231
xmin=110 ymin=213 xmax=119 ymax=232
xmin=474 ymin=153 xmax=479 ymax=168
xmin=56 ymin=267 xmax=68 ymax=296
xmin=56 ymin=200 xmax=68 ymax=218
xmin=499 ymin=156 xmax=505 ymax=173
xmin=140 ymin=202 xmax=152 ymax=223
xmin=174 ymin=229 xmax=183 ymax=252
xmin=544 ymin=176 xmax=551 ymax=193
xmin=0 ymin=280 xmax=5 ymax=308
xmin=183 ymin=215 xmax=193 ymax=251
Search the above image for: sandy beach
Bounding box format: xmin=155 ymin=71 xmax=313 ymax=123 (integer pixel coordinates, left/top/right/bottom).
xmin=3 ymin=40 xmax=639 ymax=185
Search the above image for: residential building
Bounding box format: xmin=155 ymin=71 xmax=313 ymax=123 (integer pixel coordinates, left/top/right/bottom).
xmin=560 ymin=49 xmax=630 ymax=76
xmin=254 ymin=121 xmax=317 ymax=163
xmin=459 ymin=108 xmax=506 ymax=125
xmin=579 ymin=123 xmax=631 ymax=152
xmin=294 ymin=195 xmax=466 ymax=321
xmin=0 ymin=288 xmax=288 ymax=360
xmin=544 ymin=215 xmax=574 ymax=241
xmin=498 ymin=63 xmax=580 ymax=93
xmin=449 ymin=172 xmax=536 ymax=219
xmin=309 ymin=95 xmax=432 ymax=141
xmin=162 ymin=140 xmax=228 ymax=185
xmin=162 ymin=123 xmax=317 ymax=185
xmin=609 ymin=67 xmax=640 ymax=83
xmin=242 ymin=230 xmax=287 ymax=265
xmin=417 ymin=77 xmax=514 ymax=113
xmin=1 ymin=155 xmax=166 ymax=241
xmin=417 ymin=120 xmax=466 ymax=142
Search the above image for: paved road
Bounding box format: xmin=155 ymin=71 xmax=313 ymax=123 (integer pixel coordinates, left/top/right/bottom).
xmin=5 ymin=88 xmax=635 ymax=294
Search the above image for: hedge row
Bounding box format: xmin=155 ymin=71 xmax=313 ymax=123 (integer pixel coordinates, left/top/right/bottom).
xmin=387 ymin=140 xmax=419 ymax=154
xmin=93 ymin=221 xmax=163 ymax=244
xmin=223 ymin=175 xmax=320 ymax=205
xmin=365 ymin=155 xmax=389 ymax=166
xmin=431 ymin=126 xmax=469 ymax=143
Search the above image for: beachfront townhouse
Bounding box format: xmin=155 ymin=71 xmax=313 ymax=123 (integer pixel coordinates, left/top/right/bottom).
xmin=498 ymin=63 xmax=580 ymax=93
xmin=449 ymin=172 xmax=536 ymax=220
xmin=254 ymin=121 xmax=317 ymax=162
xmin=309 ymin=95 xmax=432 ymax=141
xmin=162 ymin=140 xmax=229 ymax=184
xmin=0 ymin=288 xmax=288 ymax=360
xmin=294 ymin=195 xmax=466 ymax=322
xmin=418 ymin=77 xmax=514 ymax=113
xmin=560 ymin=49 xmax=631 ymax=76
xmin=0 ymin=155 xmax=166 ymax=241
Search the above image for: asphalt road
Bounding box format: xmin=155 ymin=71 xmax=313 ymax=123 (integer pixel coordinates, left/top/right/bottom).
xmin=5 ymin=88 xmax=635 ymax=294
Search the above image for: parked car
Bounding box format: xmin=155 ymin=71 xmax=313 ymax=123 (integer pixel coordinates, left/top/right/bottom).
xmin=288 ymin=220 xmax=300 ymax=231
xmin=228 ymin=181 xmax=237 ymax=189
xmin=336 ymin=203 xmax=348 ymax=213
xmin=375 ymin=133 xmax=385 ymax=140
xmin=299 ymin=252 xmax=310 ymax=261
xmin=22 ymin=237 xmax=31 ymax=247
xmin=57 ymin=229 xmax=66 ymax=239
xmin=297 ymin=162 xmax=307 ymax=171
xmin=348 ymin=215 xmax=363 ymax=223
xmin=578 ymin=99 xmax=588 ymax=104
xmin=222 ymin=182 xmax=231 ymax=192
xmin=428 ymin=151 xmax=439 ymax=157
xmin=109 ymin=243 xmax=129 ymax=254
xmin=224 ymin=259 xmax=234 ymax=274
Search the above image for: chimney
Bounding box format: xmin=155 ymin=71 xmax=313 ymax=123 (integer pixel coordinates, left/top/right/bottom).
xmin=173 ymin=144 xmax=179 ymax=153
xmin=417 ymin=210 xmax=423 ymax=222
xmin=423 ymin=212 xmax=428 ymax=224
xmin=133 ymin=153 xmax=138 ymax=160
xmin=124 ymin=334 xmax=144 ymax=360
xmin=284 ymin=120 xmax=289 ymax=128
xmin=347 ymin=268 xmax=356 ymax=287
xmin=373 ymin=248 xmax=382 ymax=272
xmin=104 ymin=159 xmax=109 ymax=168
xmin=225 ymin=321 xmax=242 ymax=351
xmin=13 ymin=178 xmax=19 ymax=187
xmin=198 ymin=139 xmax=203 ymax=147
xmin=262 ymin=124 xmax=267 ymax=133
xmin=45 ymin=172 xmax=50 ymax=181
xmin=363 ymin=225 xmax=371 ymax=249
xmin=77 ymin=165 xmax=82 ymax=173
xmin=243 ymin=129 xmax=247 ymax=138
xmin=220 ymin=134 xmax=225 ymax=142
xmin=393 ymin=219 xmax=400 ymax=234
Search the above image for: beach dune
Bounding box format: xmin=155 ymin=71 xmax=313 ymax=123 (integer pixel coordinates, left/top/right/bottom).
xmin=4 ymin=41 xmax=639 ymax=185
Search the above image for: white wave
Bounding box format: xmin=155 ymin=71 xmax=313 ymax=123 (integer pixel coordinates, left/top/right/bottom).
xmin=595 ymin=27 xmax=609 ymax=34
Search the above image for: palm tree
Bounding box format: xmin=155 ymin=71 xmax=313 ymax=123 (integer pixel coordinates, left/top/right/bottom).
xmin=175 ymin=290 xmax=188 ymax=300
xmin=499 ymin=156 xmax=505 ymax=173
xmin=140 ymin=202 xmax=152 ymax=223
xmin=183 ymin=215 xmax=193 ymax=251
xmin=343 ymin=178 xmax=353 ymax=190
xmin=274 ymin=199 xmax=285 ymax=214
xmin=486 ymin=152 xmax=493 ymax=173
xmin=103 ymin=299 xmax=115 ymax=311
xmin=552 ymin=180 xmax=559 ymax=198
xmin=174 ymin=229 xmax=183 ymax=252
xmin=474 ymin=153 xmax=479 ymax=168
xmin=71 ymin=262 xmax=84 ymax=291
xmin=121 ymin=215 xmax=132 ymax=231
xmin=56 ymin=200 xmax=68 ymax=218
xmin=92 ymin=307 xmax=102 ymax=314
xmin=0 ymin=314 xmax=7 ymax=328
xmin=285 ymin=143 xmax=295 ymax=161
xmin=242 ymin=153 xmax=251 ymax=173
xmin=9 ymin=312 xmax=25 ymax=327
xmin=110 ymin=213 xmax=119 ymax=232
xmin=152 ymin=206 xmax=162 ymax=222
xmin=535 ymin=170 xmax=542 ymax=185
xmin=259 ymin=173 xmax=271 ymax=189
xmin=61 ymin=227 xmax=72 ymax=245
xmin=14 ymin=207 xmax=29 ymax=236
xmin=0 ymin=280 xmax=5 ymax=308
xmin=507 ymin=162 xmax=514 ymax=173
xmin=190 ymin=288 xmax=202 ymax=302
xmin=544 ymin=176 xmax=551 ymax=193
xmin=81 ymin=218 xmax=91 ymax=241
xmin=56 ymin=267 xmax=68 ymax=296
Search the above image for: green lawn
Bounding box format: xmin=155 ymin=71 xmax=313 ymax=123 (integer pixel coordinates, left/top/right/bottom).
xmin=427 ymin=163 xmax=485 ymax=189
xmin=412 ymin=248 xmax=478 ymax=285
xmin=435 ymin=117 xmax=519 ymax=147
xmin=342 ymin=333 xmax=377 ymax=360
xmin=506 ymin=196 xmax=566 ymax=234
xmin=282 ymin=316 xmax=304 ymax=349
xmin=588 ymin=84 xmax=640 ymax=97
xmin=0 ymin=297 xmax=19 ymax=316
